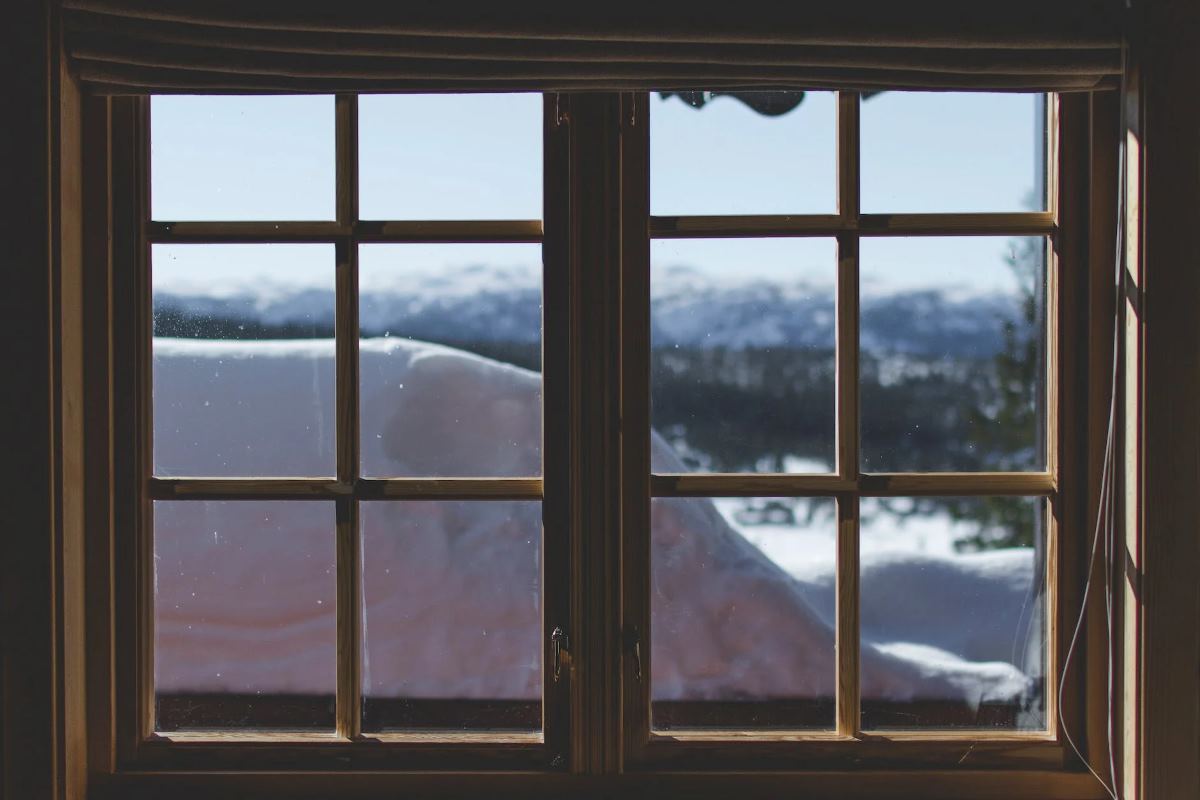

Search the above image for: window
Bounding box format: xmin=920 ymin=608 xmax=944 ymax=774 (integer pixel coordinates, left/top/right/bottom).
xmin=102 ymin=89 xmax=1106 ymax=794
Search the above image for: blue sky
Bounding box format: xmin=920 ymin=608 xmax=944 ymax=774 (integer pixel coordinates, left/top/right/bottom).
xmin=150 ymin=91 xmax=1044 ymax=296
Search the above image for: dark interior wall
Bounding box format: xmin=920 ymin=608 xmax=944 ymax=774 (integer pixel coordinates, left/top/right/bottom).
xmin=0 ymin=2 xmax=87 ymax=799
xmin=0 ymin=0 xmax=58 ymax=799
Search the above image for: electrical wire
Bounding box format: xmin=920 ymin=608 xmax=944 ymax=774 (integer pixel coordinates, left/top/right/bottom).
xmin=1056 ymin=41 xmax=1128 ymax=800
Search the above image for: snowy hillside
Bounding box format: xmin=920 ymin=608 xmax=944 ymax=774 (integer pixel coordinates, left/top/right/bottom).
xmin=153 ymin=262 xmax=1024 ymax=358
xmin=153 ymin=337 xmax=1043 ymax=723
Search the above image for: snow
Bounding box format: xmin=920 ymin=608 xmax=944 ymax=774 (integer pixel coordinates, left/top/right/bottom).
xmin=153 ymin=336 xmax=1041 ymax=714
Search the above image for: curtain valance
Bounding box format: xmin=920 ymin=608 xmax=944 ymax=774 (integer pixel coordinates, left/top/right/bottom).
xmin=62 ymin=0 xmax=1126 ymax=94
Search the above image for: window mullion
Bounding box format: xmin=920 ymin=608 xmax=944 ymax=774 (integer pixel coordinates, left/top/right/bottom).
xmin=334 ymin=93 xmax=362 ymax=741
xmin=836 ymin=90 xmax=863 ymax=739
xmin=542 ymin=91 xmax=574 ymax=769
xmin=563 ymin=92 xmax=627 ymax=775
xmin=619 ymin=91 xmax=652 ymax=768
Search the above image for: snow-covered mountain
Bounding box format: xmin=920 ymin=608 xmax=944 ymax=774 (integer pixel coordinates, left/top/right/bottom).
xmin=153 ymin=263 xmax=1025 ymax=358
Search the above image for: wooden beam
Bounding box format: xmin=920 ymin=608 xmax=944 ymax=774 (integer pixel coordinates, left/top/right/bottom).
xmin=649 ymin=212 xmax=1055 ymax=239
xmin=144 ymin=219 xmax=543 ymax=243
xmin=650 ymin=472 xmax=1053 ymax=497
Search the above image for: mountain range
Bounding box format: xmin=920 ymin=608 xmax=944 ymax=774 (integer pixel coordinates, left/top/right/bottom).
xmin=154 ymin=263 xmax=1029 ymax=359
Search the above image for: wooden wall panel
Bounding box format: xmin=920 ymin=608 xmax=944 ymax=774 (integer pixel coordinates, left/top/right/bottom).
xmin=1135 ymin=0 xmax=1200 ymax=796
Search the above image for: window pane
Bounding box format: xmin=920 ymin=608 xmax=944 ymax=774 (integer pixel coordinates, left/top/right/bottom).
xmin=361 ymin=501 xmax=541 ymax=733
xmin=861 ymin=92 xmax=1047 ymax=213
xmin=860 ymin=237 xmax=1047 ymax=472
xmin=151 ymin=95 xmax=335 ymax=221
xmin=859 ymin=497 xmax=1047 ymax=730
xmin=651 ymin=238 xmax=836 ymax=474
xmin=651 ymin=90 xmax=837 ymax=215
xmin=359 ymin=244 xmax=542 ymax=478
xmin=358 ymin=93 xmax=542 ymax=220
xmin=153 ymin=244 xmax=336 ymax=477
xmin=651 ymin=497 xmax=837 ymax=730
xmin=154 ymin=501 xmax=336 ymax=731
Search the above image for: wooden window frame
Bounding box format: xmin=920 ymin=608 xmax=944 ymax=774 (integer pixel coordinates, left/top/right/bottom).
xmin=621 ymin=92 xmax=1079 ymax=771
xmin=80 ymin=90 xmax=1118 ymax=799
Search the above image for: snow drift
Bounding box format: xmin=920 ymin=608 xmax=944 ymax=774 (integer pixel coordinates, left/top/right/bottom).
xmin=153 ymin=337 xmax=1041 ymax=717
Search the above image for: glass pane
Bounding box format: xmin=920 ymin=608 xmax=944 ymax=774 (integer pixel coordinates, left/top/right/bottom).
xmin=651 ymin=497 xmax=837 ymax=730
xmin=651 ymin=238 xmax=836 ymax=473
xmin=861 ymin=92 xmax=1047 ymax=213
xmin=361 ymin=501 xmax=542 ymax=733
xmin=151 ymin=95 xmax=335 ymax=221
xmin=359 ymin=244 xmax=542 ymax=477
xmin=358 ymin=93 xmax=542 ymax=220
xmin=651 ymin=90 xmax=837 ymax=215
xmin=859 ymin=497 xmax=1047 ymax=730
xmin=860 ymin=237 xmax=1046 ymax=472
xmin=154 ymin=501 xmax=336 ymax=731
xmin=153 ymin=244 xmax=336 ymax=477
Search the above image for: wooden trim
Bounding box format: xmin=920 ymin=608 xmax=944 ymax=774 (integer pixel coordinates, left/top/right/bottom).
xmin=148 ymin=477 xmax=346 ymax=499
xmin=83 ymin=92 xmax=119 ymax=781
xmin=566 ymin=92 xmax=626 ymax=775
xmin=1119 ymin=58 xmax=1143 ymax=800
xmin=650 ymin=472 xmax=1054 ymax=497
xmin=857 ymin=472 xmax=1056 ymax=496
xmin=148 ymin=478 xmax=543 ymax=500
xmin=91 ymin=769 xmax=1109 ymax=800
xmin=334 ymin=495 xmax=362 ymax=740
xmin=144 ymin=219 xmax=543 ymax=243
xmin=541 ymin=90 xmax=572 ymax=770
xmin=834 ymin=91 xmax=862 ymax=740
xmin=836 ymin=91 xmax=861 ymax=481
xmin=836 ymin=496 xmax=861 ymax=739
xmin=334 ymin=94 xmax=363 ymax=741
xmin=134 ymin=95 xmax=157 ymax=757
xmin=620 ymin=91 xmax=653 ymax=768
xmin=355 ymin=219 xmax=544 ymax=243
xmin=1134 ymin=1 xmax=1200 ymax=794
xmin=146 ymin=220 xmax=346 ymax=241
xmin=650 ymin=473 xmax=854 ymax=496
xmin=1051 ymin=90 xmax=1092 ymax=772
xmin=649 ymin=212 xmax=1055 ymax=239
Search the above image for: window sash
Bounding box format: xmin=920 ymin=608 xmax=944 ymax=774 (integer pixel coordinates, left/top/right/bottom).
xmin=102 ymin=90 xmax=1109 ymax=783
xmin=620 ymin=91 xmax=1085 ymax=770
xmin=114 ymin=94 xmax=571 ymax=770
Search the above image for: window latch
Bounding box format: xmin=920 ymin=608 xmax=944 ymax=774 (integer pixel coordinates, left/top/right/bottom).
xmin=551 ymin=626 xmax=569 ymax=682
xmin=625 ymin=625 xmax=643 ymax=683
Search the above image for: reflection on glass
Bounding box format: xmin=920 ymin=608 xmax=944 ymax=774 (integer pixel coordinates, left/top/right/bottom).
xmin=651 ymin=497 xmax=837 ymax=730
xmin=153 ymin=501 xmax=337 ymax=731
xmin=152 ymin=244 xmax=336 ymax=477
xmin=651 ymin=238 xmax=836 ymax=474
xmin=360 ymin=501 xmax=542 ymax=732
xmin=861 ymin=92 xmax=1046 ymax=213
xmin=651 ymin=90 xmax=837 ymax=215
xmin=358 ymin=243 xmax=542 ymax=478
xmin=860 ymin=236 xmax=1046 ymax=472
xmin=151 ymin=95 xmax=335 ymax=221
xmin=859 ymin=497 xmax=1046 ymax=730
xmin=358 ymin=93 xmax=542 ymax=220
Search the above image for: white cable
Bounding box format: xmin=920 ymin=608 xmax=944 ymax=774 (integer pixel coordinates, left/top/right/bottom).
xmin=1056 ymin=41 xmax=1128 ymax=800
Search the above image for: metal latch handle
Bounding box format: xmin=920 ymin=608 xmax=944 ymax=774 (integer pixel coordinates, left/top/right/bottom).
xmin=551 ymin=626 xmax=569 ymax=683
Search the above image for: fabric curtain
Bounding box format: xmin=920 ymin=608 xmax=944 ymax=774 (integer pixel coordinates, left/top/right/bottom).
xmin=62 ymin=0 xmax=1125 ymax=94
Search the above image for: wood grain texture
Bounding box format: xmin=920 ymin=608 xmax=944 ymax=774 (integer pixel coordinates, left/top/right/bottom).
xmin=1135 ymin=0 xmax=1200 ymax=794
xmin=145 ymin=219 xmax=543 ymax=243
xmin=90 ymin=768 xmax=1109 ymax=800
xmin=620 ymin=91 xmax=654 ymax=768
xmin=650 ymin=212 xmax=1056 ymax=239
